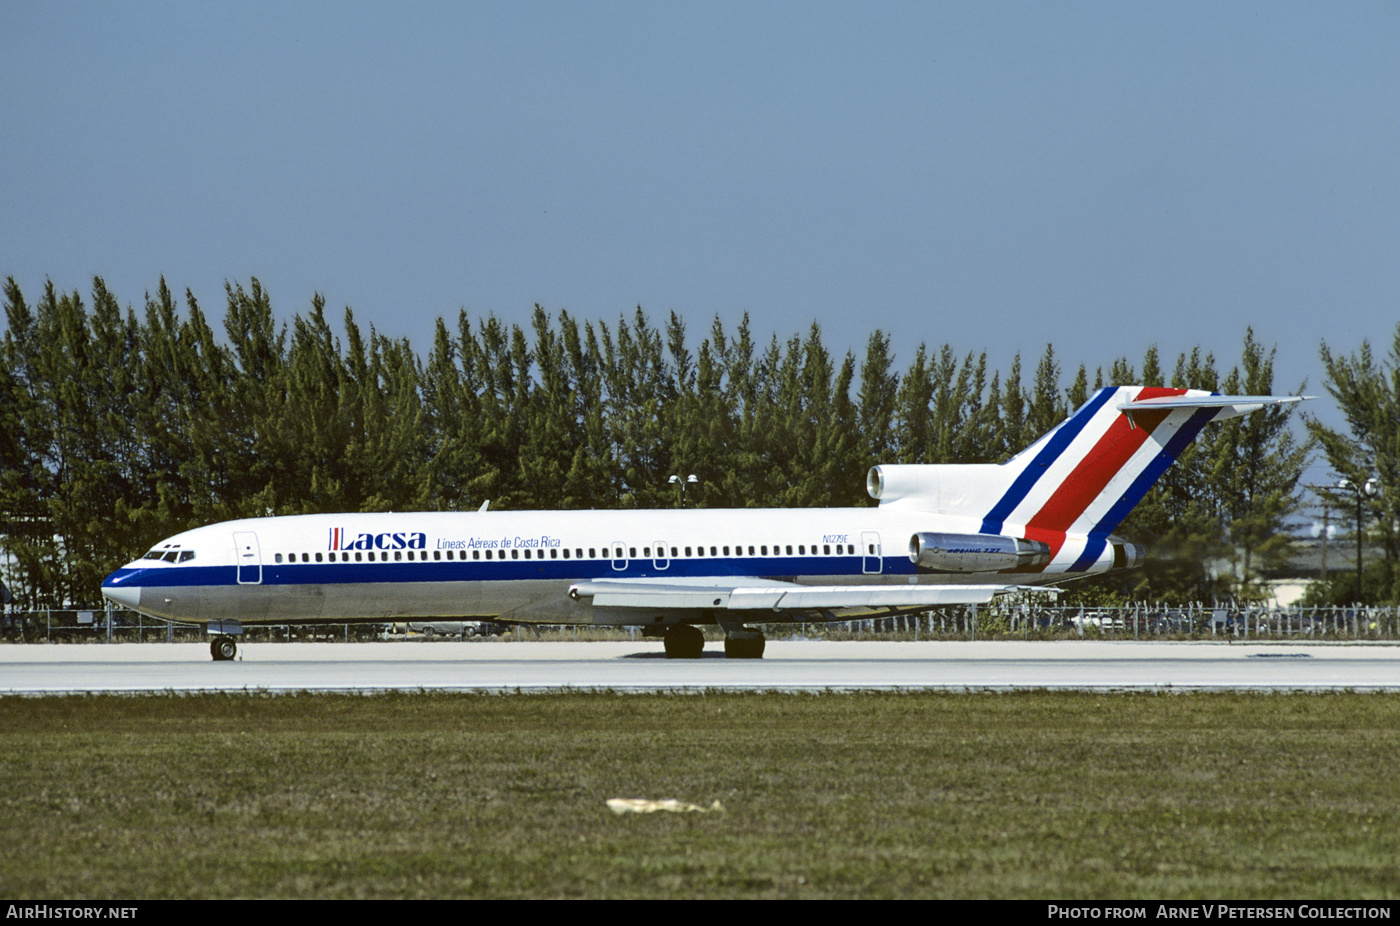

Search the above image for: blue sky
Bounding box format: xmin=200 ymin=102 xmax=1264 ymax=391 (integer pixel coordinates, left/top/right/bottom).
xmin=4 ymin=1 xmax=1398 ymax=433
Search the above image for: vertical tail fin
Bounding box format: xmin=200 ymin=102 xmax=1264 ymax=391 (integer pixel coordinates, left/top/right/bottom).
xmin=985 ymin=386 xmax=1305 ymax=569
xmin=982 ymin=386 xmax=1216 ymax=541
xmin=870 ymin=385 xmax=1306 ymax=572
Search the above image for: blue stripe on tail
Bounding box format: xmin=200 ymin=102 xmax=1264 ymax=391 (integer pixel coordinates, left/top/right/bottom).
xmin=980 ymin=387 xmax=1116 ymax=536
xmin=1067 ymin=407 xmax=1218 ymax=571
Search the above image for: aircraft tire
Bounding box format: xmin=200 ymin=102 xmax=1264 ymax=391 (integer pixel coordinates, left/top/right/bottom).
xmin=211 ymin=636 xmax=237 ymax=661
xmin=663 ymin=625 xmax=705 ymax=659
xmin=723 ymin=634 xmax=765 ymax=659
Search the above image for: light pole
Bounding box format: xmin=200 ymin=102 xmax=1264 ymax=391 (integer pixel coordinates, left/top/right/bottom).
xmin=668 ymin=474 xmax=698 ymax=508
xmin=1337 ymin=477 xmax=1377 ymax=602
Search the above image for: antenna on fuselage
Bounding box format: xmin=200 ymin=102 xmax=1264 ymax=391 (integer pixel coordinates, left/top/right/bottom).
xmin=479 ymin=500 xmax=490 ymax=512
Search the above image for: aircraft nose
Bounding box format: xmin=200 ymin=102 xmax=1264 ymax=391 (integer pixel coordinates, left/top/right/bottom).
xmin=101 ymin=575 xmax=141 ymax=610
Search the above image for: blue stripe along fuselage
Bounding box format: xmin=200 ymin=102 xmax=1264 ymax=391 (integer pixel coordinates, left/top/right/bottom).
xmin=101 ymin=552 xmax=915 ymax=590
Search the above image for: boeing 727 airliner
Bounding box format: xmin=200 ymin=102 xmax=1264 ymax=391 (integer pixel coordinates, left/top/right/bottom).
xmin=101 ymin=386 xmax=1305 ymax=660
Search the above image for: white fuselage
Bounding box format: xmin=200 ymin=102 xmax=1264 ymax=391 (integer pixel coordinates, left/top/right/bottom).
xmin=100 ymin=505 xmax=1097 ymax=628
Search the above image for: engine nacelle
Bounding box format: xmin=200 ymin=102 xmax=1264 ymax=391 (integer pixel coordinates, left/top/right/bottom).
xmin=908 ymin=532 xmax=1051 ymax=573
xmin=867 ymin=464 xmax=937 ymax=506
xmin=1109 ymin=539 xmax=1145 ymax=571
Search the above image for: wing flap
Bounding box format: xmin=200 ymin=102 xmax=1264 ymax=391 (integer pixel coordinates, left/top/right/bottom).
xmin=728 ymin=585 xmax=1004 ymax=609
xmin=570 ymin=579 xmax=1010 ymax=611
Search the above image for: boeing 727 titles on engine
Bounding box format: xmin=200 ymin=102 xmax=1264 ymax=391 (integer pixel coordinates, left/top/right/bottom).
xmin=102 ymin=386 xmax=1306 ymax=660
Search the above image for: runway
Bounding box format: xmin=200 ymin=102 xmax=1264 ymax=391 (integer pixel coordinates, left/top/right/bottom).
xmin=3 ymin=639 xmax=1400 ymax=693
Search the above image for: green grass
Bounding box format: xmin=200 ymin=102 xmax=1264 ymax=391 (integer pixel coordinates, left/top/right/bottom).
xmin=2 ymin=691 xmax=1397 ymax=899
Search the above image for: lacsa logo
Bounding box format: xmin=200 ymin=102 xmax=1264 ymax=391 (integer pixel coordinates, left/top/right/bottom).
xmin=329 ymin=528 xmax=428 ymax=551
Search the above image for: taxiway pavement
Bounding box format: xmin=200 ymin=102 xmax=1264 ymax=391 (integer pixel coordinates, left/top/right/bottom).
xmin=3 ymin=639 xmax=1399 ymax=694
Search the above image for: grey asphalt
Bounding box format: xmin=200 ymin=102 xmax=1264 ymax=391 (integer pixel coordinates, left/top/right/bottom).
xmin=3 ymin=639 xmax=1398 ymax=694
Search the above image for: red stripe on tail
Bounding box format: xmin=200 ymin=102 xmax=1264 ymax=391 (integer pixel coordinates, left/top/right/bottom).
xmin=1024 ymin=387 xmax=1183 ymax=535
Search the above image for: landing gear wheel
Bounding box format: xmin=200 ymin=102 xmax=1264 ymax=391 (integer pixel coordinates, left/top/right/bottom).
xmin=663 ymin=625 xmax=705 ymax=659
xmin=724 ymin=633 xmax=765 ymax=659
xmin=211 ymin=636 xmax=237 ymax=661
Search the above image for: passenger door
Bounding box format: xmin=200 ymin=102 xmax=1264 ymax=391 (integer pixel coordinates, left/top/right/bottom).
xmin=234 ymin=531 xmax=262 ymax=585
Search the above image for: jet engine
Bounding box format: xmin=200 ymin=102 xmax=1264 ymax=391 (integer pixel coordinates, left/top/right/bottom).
xmin=1107 ymin=538 xmax=1146 ymax=571
xmin=908 ymin=532 xmax=1051 ymax=573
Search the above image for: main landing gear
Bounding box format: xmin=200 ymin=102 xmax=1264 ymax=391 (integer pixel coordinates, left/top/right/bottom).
xmin=663 ymin=625 xmax=705 ymax=659
xmin=210 ymin=636 xmax=238 ymax=661
xmin=661 ymin=624 xmax=766 ymax=659
xmin=723 ymin=632 xmax=765 ymax=659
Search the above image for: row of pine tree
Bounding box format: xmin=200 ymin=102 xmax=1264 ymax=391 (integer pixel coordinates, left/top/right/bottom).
xmin=0 ymin=276 xmax=1321 ymax=608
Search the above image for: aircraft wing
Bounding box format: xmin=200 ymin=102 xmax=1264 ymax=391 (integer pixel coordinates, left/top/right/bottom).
xmin=567 ymin=578 xmax=1013 ymax=611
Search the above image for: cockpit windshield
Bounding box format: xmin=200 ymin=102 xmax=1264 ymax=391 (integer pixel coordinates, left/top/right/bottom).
xmin=140 ymin=548 xmax=194 ymax=563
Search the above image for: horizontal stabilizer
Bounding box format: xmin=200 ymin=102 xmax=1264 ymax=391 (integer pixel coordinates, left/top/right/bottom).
xmin=1119 ymin=393 xmax=1310 ymax=425
xmin=1118 ymin=394 xmax=1309 ymax=409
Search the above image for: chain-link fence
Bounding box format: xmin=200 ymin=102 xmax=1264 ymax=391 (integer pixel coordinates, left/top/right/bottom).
xmin=3 ymin=602 xmax=1398 ymax=644
xmin=0 ymin=608 xmax=386 ymax=644
xmin=811 ymin=602 xmax=1400 ymax=641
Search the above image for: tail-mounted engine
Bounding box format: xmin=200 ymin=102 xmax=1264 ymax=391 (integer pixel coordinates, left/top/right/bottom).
xmin=908 ymin=532 xmax=1051 ymax=573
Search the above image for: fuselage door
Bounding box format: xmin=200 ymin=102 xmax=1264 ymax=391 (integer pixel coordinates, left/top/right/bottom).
xmin=653 ymin=540 xmax=669 ymax=571
xmin=610 ymin=541 xmax=628 ymax=572
xmin=234 ymin=531 xmax=262 ymax=585
xmin=862 ymin=531 xmax=882 ymax=575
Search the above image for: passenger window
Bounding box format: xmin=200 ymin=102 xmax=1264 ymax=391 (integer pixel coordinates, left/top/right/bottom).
xmin=274 ymin=553 xmax=283 ymax=564
xmin=824 ymin=545 xmax=831 ymax=555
